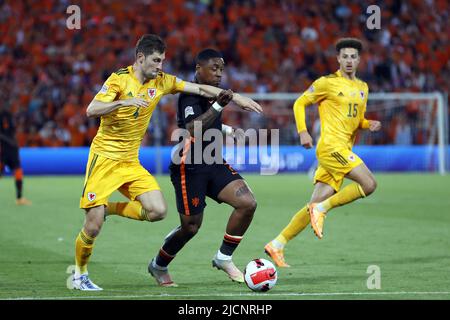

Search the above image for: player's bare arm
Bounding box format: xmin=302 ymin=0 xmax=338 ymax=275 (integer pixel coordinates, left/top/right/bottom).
xmin=185 ymin=89 xmax=233 ymax=136
xmin=182 ymin=82 xmax=262 ymax=113
xmin=86 ymin=98 xmax=149 ymax=118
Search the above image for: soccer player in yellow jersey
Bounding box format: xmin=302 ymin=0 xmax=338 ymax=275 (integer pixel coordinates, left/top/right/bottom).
xmin=265 ymin=38 xmax=381 ymax=267
xmin=72 ymin=34 xmax=262 ymax=290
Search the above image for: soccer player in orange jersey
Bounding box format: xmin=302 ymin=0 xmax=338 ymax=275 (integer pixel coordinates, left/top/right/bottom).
xmin=265 ymin=38 xmax=381 ymax=267
xmin=72 ymin=34 xmax=262 ymax=290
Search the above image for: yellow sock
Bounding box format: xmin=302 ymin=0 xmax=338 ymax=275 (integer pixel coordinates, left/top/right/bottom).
xmin=106 ymin=201 xmax=148 ymax=221
xmin=75 ymin=229 xmax=95 ymax=276
xmin=279 ymin=206 xmax=310 ymax=242
xmin=320 ymin=183 xmax=366 ymax=212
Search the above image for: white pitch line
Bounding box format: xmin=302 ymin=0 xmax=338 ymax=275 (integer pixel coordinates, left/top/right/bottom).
xmin=4 ymin=291 xmax=450 ymax=300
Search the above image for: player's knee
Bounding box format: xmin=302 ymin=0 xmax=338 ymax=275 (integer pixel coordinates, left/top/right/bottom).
xmin=183 ymin=222 xmax=201 ymax=238
xmin=83 ymin=222 xmax=102 ymax=238
xmin=239 ymin=197 xmax=257 ymax=215
xmin=146 ymin=203 xmax=167 ymax=222
xmin=363 ymin=178 xmax=377 ymax=196
xmin=84 ymin=207 xmax=104 ymax=237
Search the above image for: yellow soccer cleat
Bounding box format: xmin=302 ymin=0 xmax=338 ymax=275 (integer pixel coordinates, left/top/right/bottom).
xmin=264 ymin=242 xmax=290 ymax=268
xmin=308 ymin=203 xmax=326 ymax=239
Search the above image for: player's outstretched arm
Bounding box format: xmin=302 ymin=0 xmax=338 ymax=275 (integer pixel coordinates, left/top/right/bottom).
xmin=182 ymin=82 xmax=262 ymax=113
xmin=86 ymin=98 xmax=149 ymax=118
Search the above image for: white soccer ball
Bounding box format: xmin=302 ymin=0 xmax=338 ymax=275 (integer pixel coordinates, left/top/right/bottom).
xmin=244 ymin=258 xmax=277 ymax=292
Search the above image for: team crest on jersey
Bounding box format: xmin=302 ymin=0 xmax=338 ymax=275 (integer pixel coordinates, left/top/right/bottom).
xmin=360 ymin=91 xmax=365 ymax=99
xmin=87 ymin=192 xmax=96 ymax=202
xmin=348 ymin=154 xmax=355 ymax=162
xmin=148 ymin=88 xmax=157 ymax=99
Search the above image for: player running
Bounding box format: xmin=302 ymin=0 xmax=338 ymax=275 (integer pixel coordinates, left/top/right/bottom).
xmin=148 ymin=49 xmax=257 ymax=286
xmin=0 ymin=103 xmax=32 ymax=206
xmin=72 ymin=35 xmax=262 ymax=291
xmin=265 ymin=38 xmax=381 ymax=267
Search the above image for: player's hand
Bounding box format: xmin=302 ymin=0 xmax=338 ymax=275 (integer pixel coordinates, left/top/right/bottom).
xmin=232 ymin=93 xmax=263 ymax=113
xmin=299 ymin=130 xmax=313 ymax=149
xmin=121 ymin=98 xmax=149 ymax=108
xmin=217 ymin=89 xmax=234 ymax=107
xmin=368 ymin=120 xmax=381 ymax=132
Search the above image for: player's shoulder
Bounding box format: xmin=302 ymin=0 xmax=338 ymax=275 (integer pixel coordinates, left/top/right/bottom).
xmin=178 ymin=89 xmax=204 ymax=107
xmin=113 ymin=66 xmax=131 ymax=76
xmin=323 ymin=71 xmax=340 ymax=79
xmin=354 ymin=76 xmax=369 ymax=90
xmin=314 ymin=71 xmax=339 ymax=84
xmin=178 ymin=91 xmax=202 ymax=102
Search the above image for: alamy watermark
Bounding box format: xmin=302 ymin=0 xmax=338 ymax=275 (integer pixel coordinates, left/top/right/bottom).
xmin=366 ymin=265 xmax=381 ymax=289
xmin=171 ymin=121 xmax=280 ymax=175
xmin=366 ymin=5 xmax=381 ymax=30
xmin=66 ymin=5 xmax=81 ymax=30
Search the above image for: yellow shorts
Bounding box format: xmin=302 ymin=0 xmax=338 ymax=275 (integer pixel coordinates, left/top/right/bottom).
xmin=313 ymin=149 xmax=363 ymax=192
xmin=79 ymin=152 xmax=160 ymax=209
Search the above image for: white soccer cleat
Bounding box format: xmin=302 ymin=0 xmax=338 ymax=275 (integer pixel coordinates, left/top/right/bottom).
xmin=72 ymin=274 xmax=103 ymax=291
xmin=212 ymin=255 xmax=244 ymax=283
xmin=148 ymin=259 xmax=178 ymax=287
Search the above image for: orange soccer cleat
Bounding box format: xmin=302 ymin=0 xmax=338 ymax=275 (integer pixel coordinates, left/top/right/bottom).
xmin=308 ymin=203 xmax=326 ymax=239
xmin=264 ymin=242 xmax=290 ymax=268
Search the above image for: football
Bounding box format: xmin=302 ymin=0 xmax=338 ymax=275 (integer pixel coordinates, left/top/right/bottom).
xmin=244 ymin=258 xmax=277 ymax=292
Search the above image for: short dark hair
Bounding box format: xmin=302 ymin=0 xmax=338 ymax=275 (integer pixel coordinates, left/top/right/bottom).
xmin=195 ymin=48 xmax=223 ymax=64
xmin=336 ymin=38 xmax=363 ymax=54
xmin=135 ymin=34 xmax=166 ymax=58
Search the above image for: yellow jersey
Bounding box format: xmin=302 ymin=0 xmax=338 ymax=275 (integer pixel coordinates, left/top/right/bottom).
xmin=91 ymin=66 xmax=185 ymax=161
xmin=294 ymin=70 xmax=369 ymax=151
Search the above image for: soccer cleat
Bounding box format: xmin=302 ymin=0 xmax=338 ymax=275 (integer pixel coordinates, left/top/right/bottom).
xmin=72 ymin=274 xmax=103 ymax=291
xmin=148 ymin=259 xmax=178 ymax=287
xmin=212 ymin=255 xmax=244 ymax=283
xmin=264 ymin=242 xmax=290 ymax=268
xmin=308 ymin=203 xmax=326 ymax=239
xmin=16 ymin=198 xmax=32 ymax=206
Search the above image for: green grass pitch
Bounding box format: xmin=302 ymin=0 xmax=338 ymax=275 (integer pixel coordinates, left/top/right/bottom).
xmin=1 ymin=174 xmax=450 ymax=300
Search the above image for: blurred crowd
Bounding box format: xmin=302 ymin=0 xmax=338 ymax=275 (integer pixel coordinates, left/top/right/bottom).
xmin=0 ymin=0 xmax=448 ymax=147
